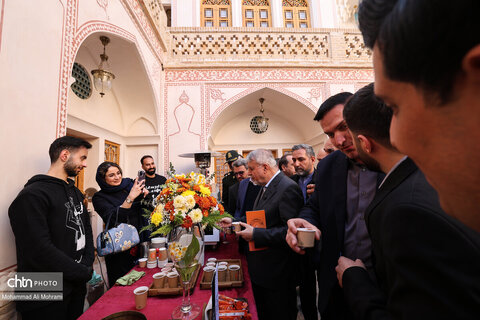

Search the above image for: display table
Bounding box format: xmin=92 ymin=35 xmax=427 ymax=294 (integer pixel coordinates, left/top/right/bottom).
xmin=79 ymin=234 xmax=257 ymax=320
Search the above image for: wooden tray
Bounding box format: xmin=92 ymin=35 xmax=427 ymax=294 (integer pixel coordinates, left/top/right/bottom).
xmin=199 ymin=259 xmax=244 ymax=289
xmin=147 ymin=264 xmax=200 ymax=296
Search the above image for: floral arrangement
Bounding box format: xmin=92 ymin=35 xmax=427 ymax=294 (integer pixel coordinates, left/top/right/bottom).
xmin=141 ymin=164 xmax=231 ymax=237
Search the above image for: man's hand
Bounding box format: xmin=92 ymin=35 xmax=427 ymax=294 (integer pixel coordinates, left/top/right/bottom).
xmin=236 ymin=222 xmax=254 ymax=241
xmin=335 ymin=257 xmax=366 ymax=288
xmin=306 ymin=184 xmax=315 ymax=196
xmin=219 ymin=217 xmax=232 ymax=228
xmin=286 ymin=218 xmax=321 ymax=254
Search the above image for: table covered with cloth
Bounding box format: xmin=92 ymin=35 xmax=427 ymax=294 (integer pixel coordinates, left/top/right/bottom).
xmin=79 ymin=233 xmax=258 ymax=320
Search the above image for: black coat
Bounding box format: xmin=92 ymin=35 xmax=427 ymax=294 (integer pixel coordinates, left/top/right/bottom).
xmin=342 ymin=157 xmax=480 ymax=320
xmin=299 ymin=150 xmax=382 ymax=317
xmin=247 ymin=172 xmax=304 ymax=289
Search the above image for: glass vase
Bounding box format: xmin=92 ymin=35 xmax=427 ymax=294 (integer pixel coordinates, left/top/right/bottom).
xmin=168 ymin=226 xmax=201 ymax=320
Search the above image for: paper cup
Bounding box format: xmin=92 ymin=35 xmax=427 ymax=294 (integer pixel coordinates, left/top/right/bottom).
xmin=218 ymin=261 xmax=228 ymax=267
xmin=138 ymin=258 xmax=147 ymax=268
xmin=158 ymin=259 xmax=168 ymax=268
xmin=147 ymin=260 xmax=157 ymax=269
xmin=161 ymin=267 xmax=171 ymax=273
xmin=167 ymin=272 xmax=179 ymax=288
xmin=148 ymin=248 xmax=157 ymax=261
xmin=152 ymin=272 xmax=166 ymax=289
xmin=206 ymin=262 xmax=216 ymax=268
xmin=158 ymin=247 xmax=167 ymax=261
xmin=165 ymin=262 xmax=174 ymax=268
xmin=217 ymin=265 xmax=227 ymax=282
xmin=232 ymin=222 xmax=241 ymax=232
xmin=133 ymin=286 xmax=149 ymax=310
xmin=297 ymin=228 xmax=316 ymax=248
xmin=203 ymin=266 xmax=215 ymax=283
xmin=228 ymin=265 xmax=240 ymax=281
xmin=207 ymin=258 xmax=217 ymax=263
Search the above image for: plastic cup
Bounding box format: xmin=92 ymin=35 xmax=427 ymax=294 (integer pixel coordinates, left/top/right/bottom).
xmin=133 ymin=286 xmax=149 ymax=310
xmin=296 ymin=228 xmax=316 ymax=248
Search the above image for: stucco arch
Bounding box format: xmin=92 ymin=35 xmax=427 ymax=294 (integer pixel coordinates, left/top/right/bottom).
xmin=208 ymin=86 xmax=321 ymax=150
xmin=58 ymin=20 xmax=160 ymax=136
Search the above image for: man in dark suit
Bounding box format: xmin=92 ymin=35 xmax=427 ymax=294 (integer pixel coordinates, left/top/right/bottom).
xmin=227 ymin=158 xmax=249 ymax=215
xmin=286 ymin=92 xmax=383 ymax=320
xmin=236 ymin=149 xmax=304 ymax=320
xmin=290 ymin=143 xmax=318 ymax=320
xmin=335 ymin=83 xmax=480 ymax=319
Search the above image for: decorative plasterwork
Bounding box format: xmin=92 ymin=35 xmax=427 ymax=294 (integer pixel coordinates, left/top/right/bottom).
xmin=165 ymin=68 xmax=374 ymax=82
xmin=56 ymin=0 xmax=164 ymax=137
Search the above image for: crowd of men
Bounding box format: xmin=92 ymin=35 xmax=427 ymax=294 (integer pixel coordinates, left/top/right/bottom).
xmin=7 ymin=0 xmax=480 ymax=319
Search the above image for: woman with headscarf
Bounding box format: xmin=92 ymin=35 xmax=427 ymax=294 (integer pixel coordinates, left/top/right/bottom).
xmin=92 ymin=161 xmax=147 ymax=287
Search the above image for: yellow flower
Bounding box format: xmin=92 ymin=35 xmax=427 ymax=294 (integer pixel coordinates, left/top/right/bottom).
xmin=188 ymin=208 xmax=203 ymax=223
xmin=199 ymin=185 xmax=211 ymax=196
xmin=175 ymin=174 xmax=186 ymax=179
xmin=151 ymin=211 xmax=163 ymax=226
xmin=173 ymin=195 xmax=186 ymax=208
xmin=181 ymin=190 xmax=196 ymax=197
xmin=184 ymin=195 xmax=196 ymax=210
xmin=196 ymin=174 xmax=206 ymax=185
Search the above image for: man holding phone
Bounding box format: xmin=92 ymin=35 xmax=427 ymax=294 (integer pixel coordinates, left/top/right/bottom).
xmin=140 ymin=155 xmax=166 ymax=208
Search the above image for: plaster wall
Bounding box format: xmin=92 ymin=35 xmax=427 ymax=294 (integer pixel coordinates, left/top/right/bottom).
xmin=0 ymin=0 xmax=65 ymax=269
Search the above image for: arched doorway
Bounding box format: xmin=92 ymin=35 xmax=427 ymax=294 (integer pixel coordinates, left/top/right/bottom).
xmin=208 ymin=87 xmax=323 ymax=190
xmin=66 ymin=32 xmax=161 ymax=237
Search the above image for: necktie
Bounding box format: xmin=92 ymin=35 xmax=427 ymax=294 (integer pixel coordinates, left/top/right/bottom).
xmin=254 ymin=186 xmax=266 ymax=208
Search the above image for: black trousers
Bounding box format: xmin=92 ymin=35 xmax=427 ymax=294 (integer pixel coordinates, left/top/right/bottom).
xmin=299 ymin=254 xmax=318 ymax=320
xmin=20 ymin=284 xmax=86 ymax=320
xmin=252 ymin=282 xmax=297 ymax=320
xmin=105 ymin=249 xmax=136 ymax=287
xmin=321 ymin=282 xmax=353 ymax=320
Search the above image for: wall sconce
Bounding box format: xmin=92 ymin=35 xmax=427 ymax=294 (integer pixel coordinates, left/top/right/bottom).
xmin=91 ymin=36 xmax=115 ymax=97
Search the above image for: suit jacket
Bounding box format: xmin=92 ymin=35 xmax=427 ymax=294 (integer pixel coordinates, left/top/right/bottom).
xmin=298 ymin=150 xmax=382 ymax=315
xmin=291 ymin=169 xmax=318 ymax=202
xmin=228 ymin=182 xmax=240 ymax=215
xmin=247 ymin=171 xmax=304 ymax=289
xmin=342 ymin=157 xmax=480 ymax=320
xmin=234 ymin=178 xmax=261 ymax=220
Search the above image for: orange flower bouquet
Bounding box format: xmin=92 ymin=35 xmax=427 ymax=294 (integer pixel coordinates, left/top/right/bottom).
xmin=141 ymin=165 xmax=231 ymax=237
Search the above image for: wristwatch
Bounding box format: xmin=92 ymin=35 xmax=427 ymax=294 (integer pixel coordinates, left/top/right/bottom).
xmin=125 ymin=198 xmax=133 ymax=204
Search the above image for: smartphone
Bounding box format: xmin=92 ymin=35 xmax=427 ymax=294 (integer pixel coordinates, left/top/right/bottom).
xmin=137 ymin=170 xmax=146 ymax=183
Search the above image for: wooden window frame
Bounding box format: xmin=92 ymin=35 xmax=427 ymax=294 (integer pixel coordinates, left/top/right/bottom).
xmin=242 ymin=5 xmax=271 ymax=27
xmin=104 ymin=140 xmax=120 ymax=164
xmin=282 ymin=5 xmax=310 ymax=28
xmin=201 ymin=4 xmax=232 ymax=27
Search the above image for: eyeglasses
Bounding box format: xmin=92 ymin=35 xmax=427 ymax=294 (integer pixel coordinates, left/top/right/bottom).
xmin=234 ymin=171 xmax=245 ymax=176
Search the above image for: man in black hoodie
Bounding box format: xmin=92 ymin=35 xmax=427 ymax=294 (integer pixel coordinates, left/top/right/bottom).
xmin=9 ymin=136 xmax=95 ymax=320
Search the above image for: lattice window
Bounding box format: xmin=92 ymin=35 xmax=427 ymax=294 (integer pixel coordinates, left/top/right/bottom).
xmin=283 ymin=0 xmax=310 ymax=28
xmin=104 ymin=140 xmax=120 ymax=164
xmin=201 ymin=0 xmax=231 ymax=27
xmin=70 ymin=62 xmax=92 ymax=99
xmin=242 ymin=0 xmax=271 ymax=27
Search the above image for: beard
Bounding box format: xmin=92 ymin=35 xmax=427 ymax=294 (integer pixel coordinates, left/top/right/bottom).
xmin=146 ymin=168 xmax=156 ymax=175
xmin=64 ymin=158 xmax=81 ymax=177
xmin=295 ymin=167 xmax=310 ymax=177
xmin=356 ymin=146 xmax=381 ymax=172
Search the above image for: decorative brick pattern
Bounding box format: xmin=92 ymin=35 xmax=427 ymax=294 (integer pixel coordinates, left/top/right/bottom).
xmin=170 ymin=29 xmax=329 ymax=62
